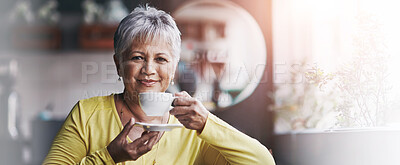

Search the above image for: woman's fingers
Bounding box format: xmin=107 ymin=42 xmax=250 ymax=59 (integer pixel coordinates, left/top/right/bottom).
xmin=128 ymin=131 xmax=158 ymax=149
xmin=136 ymin=132 xmax=159 ymax=155
xmin=174 ymin=114 xmax=193 ymax=124
xmin=174 ymin=91 xmax=191 ymax=98
xmin=146 ymin=132 xmax=158 ymax=147
xmin=172 ymin=91 xmax=194 ymax=106
xmin=108 ymin=121 xmax=163 ymax=162
xmin=107 ymin=118 xmax=136 ymax=163
xmin=126 ymin=131 xmax=159 ymax=158
xmin=172 ymin=106 xmax=209 ymax=131
xmin=175 ymin=113 xmax=207 ymax=131
xmin=170 ymin=106 xmax=192 ymax=115
xmin=173 ymin=97 xmax=197 ymax=106
xmin=120 ymin=118 xmax=135 ymax=140
xmin=172 ymin=91 xmax=209 ymax=132
xmin=174 ymin=113 xmax=200 ymax=124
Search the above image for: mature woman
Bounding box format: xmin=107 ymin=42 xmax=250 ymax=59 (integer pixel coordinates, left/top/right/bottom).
xmin=44 ymin=6 xmax=275 ymax=165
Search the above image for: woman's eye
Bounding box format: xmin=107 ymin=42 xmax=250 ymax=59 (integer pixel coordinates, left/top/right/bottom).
xmin=156 ymin=57 xmax=168 ymax=62
xmin=131 ymin=56 xmax=144 ymax=61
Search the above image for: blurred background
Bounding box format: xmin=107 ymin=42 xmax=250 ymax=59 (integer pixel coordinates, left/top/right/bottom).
xmin=1 ymin=0 xmax=400 ymax=165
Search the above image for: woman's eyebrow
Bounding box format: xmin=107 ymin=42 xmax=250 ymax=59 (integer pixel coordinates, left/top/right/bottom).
xmin=131 ymin=51 xmax=145 ymax=55
xmin=155 ymin=52 xmax=169 ymax=56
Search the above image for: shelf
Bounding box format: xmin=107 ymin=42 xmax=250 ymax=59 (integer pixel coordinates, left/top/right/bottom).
xmin=11 ymin=25 xmax=62 ymax=50
xmin=79 ymin=24 xmax=118 ymax=50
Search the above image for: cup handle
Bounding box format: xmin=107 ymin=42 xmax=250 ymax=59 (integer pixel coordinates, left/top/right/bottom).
xmin=171 ymin=96 xmax=178 ymax=105
xmin=170 ymin=96 xmax=178 ymax=110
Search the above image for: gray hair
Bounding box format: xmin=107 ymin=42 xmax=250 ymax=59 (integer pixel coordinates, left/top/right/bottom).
xmin=114 ymin=5 xmax=181 ymax=63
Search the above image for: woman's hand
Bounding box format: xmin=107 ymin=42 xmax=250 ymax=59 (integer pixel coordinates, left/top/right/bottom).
xmin=170 ymin=91 xmax=209 ymax=133
xmin=107 ymin=118 xmax=159 ymax=163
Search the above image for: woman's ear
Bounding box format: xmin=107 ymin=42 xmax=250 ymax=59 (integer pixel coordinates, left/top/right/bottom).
xmin=113 ymin=54 xmax=121 ymax=76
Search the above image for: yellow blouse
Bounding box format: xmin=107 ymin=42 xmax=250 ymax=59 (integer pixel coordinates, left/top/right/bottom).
xmin=43 ymin=94 xmax=275 ymax=165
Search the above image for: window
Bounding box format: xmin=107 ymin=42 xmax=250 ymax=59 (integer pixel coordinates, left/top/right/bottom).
xmin=272 ymin=0 xmax=400 ymax=132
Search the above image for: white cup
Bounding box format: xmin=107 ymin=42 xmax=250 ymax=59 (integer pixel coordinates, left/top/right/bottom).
xmin=139 ymin=92 xmax=176 ymax=116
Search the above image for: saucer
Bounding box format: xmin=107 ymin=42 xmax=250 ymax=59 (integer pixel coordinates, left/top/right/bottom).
xmin=135 ymin=122 xmax=184 ymax=131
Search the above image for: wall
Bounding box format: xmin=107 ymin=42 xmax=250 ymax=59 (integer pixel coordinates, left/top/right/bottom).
xmin=1 ymin=51 xmax=123 ymax=138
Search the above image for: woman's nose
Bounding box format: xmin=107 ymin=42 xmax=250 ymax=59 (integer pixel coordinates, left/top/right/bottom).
xmin=141 ymin=61 xmax=156 ymax=75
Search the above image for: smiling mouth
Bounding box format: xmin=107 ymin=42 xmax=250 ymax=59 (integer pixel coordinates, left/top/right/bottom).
xmin=138 ymin=79 xmax=160 ymax=87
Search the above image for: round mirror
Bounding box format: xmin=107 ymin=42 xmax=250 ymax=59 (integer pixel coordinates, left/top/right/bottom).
xmin=172 ymin=1 xmax=266 ymax=111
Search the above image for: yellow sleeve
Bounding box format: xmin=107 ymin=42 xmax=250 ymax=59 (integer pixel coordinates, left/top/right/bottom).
xmin=43 ymin=102 xmax=115 ymax=165
xmin=198 ymin=113 xmax=275 ymax=165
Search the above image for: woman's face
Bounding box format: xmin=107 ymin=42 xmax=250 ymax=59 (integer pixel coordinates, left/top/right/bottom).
xmin=116 ymin=39 xmax=176 ymax=95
